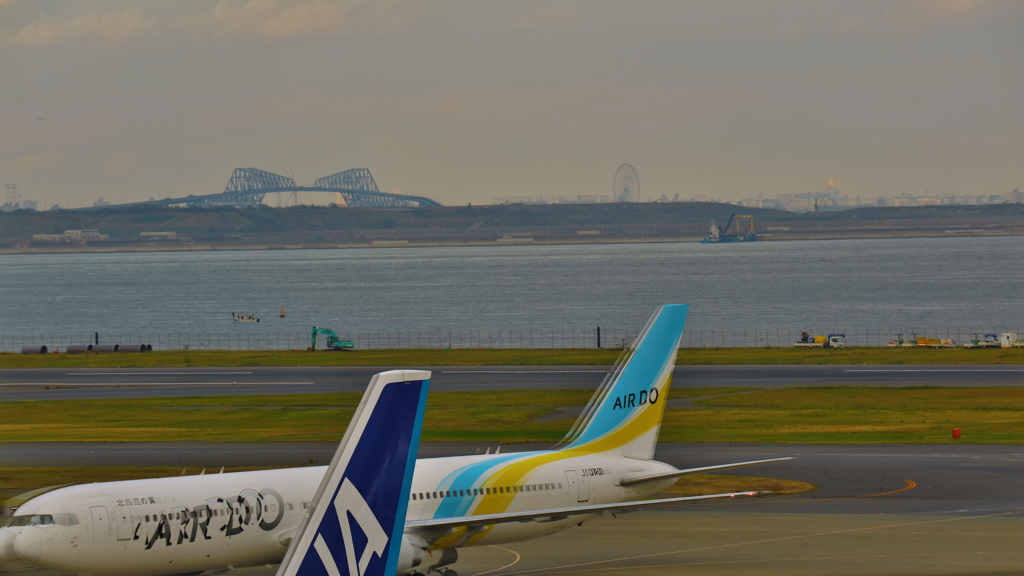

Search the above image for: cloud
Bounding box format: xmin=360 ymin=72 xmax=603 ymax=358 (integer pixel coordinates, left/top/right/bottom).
xmin=878 ymin=0 xmax=1010 ymax=29
xmin=3 ymin=5 xmax=157 ymax=48
xmin=173 ymin=0 xmax=417 ymax=42
xmin=833 ymin=14 xmax=863 ymax=31
xmin=514 ymin=6 xmax=582 ymax=30
xmin=0 ymin=148 xmax=66 ymax=176
xmin=99 ymin=151 xmax=144 ymax=176
xmin=1 ymin=0 xmax=416 ymax=49
xmin=175 ymin=0 xmax=347 ymax=41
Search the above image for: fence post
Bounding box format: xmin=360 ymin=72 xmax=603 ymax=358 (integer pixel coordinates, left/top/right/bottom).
xmin=0 ymin=326 xmax=1005 ymax=352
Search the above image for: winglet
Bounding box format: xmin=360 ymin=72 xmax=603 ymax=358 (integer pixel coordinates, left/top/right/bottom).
xmin=276 ymin=370 xmax=430 ymax=576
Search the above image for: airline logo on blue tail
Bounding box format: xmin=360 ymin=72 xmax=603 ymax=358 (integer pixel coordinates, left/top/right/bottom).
xmin=282 ymin=372 xmax=429 ymax=576
xmin=310 ymin=479 xmax=388 ymax=576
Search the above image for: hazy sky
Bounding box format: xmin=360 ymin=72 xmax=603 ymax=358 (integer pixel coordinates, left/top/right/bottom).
xmin=2 ymin=1 xmax=1021 ymax=208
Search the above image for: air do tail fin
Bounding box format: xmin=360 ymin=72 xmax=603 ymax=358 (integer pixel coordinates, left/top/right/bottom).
xmin=560 ymin=304 xmax=687 ymax=460
xmin=276 ymin=370 xmax=430 ymax=576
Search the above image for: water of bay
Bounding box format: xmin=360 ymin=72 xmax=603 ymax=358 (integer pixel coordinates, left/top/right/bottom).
xmin=1 ymin=237 xmax=1021 ymax=345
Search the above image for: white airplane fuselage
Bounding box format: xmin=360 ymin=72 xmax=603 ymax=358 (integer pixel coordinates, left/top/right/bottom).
xmin=3 ymin=451 xmax=676 ymax=576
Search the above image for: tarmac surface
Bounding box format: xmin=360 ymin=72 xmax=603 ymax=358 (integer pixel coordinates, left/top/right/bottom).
xmin=2 ymin=364 xmax=1023 ymax=400
xmin=446 ymin=510 xmax=1023 ymax=576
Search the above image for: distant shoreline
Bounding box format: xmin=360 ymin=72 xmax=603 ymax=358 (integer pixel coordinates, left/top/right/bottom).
xmin=1 ymin=228 xmax=1019 ymax=255
xmin=4 ymin=201 xmax=1023 ymax=255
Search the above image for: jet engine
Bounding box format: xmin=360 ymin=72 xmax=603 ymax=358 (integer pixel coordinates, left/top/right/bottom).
xmin=396 ymin=534 xmax=429 ymax=574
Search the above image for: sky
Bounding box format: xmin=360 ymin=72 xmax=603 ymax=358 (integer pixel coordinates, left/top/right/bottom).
xmin=2 ymin=0 xmax=1021 ymax=209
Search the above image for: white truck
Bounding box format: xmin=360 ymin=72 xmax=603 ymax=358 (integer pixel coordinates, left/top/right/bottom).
xmin=999 ymin=332 xmax=1024 ymax=348
xmin=794 ymin=333 xmax=846 ymax=349
xmin=965 ymin=332 xmax=1022 ymax=349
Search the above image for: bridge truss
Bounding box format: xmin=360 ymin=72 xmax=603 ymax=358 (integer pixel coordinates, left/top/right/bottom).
xmin=92 ymin=168 xmax=441 ymax=210
xmin=311 ymin=169 xmax=439 ymax=208
xmin=187 ymin=168 xmax=297 ymax=208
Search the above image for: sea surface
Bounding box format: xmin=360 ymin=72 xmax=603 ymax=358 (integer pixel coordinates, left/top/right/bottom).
xmin=1 ymin=237 xmax=1022 ymax=346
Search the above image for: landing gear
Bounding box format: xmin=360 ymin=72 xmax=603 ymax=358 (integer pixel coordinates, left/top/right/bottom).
xmin=405 ymin=545 xmax=459 ymax=576
xmin=410 ymin=568 xmax=458 ymax=576
xmin=413 ymin=547 xmax=457 ymax=576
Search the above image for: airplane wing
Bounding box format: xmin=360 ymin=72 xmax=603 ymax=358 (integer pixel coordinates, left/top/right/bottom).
xmin=619 ymin=457 xmax=793 ymax=487
xmin=406 ymin=491 xmax=764 ymax=535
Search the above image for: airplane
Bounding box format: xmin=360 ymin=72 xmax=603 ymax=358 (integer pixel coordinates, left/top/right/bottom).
xmin=1 ymin=304 xmax=789 ymax=576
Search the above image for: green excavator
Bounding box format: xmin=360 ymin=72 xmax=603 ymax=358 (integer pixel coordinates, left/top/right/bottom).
xmin=310 ymin=326 xmax=355 ymax=351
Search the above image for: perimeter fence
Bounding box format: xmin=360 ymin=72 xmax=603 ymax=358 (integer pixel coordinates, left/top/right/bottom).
xmin=3 ymin=327 xmax=1020 ymax=353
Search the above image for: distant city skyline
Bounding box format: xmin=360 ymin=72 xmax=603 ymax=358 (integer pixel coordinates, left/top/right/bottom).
xmin=490 ymin=180 xmax=1023 ymax=213
xmin=2 ymin=1 xmax=1021 ymax=209
xmin=734 ymin=185 xmax=1023 ymax=212
xmin=3 ymin=175 xmax=1022 ymax=214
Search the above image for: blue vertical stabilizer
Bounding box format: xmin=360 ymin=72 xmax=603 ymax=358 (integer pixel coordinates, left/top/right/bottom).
xmin=276 ymin=370 xmax=430 ymax=576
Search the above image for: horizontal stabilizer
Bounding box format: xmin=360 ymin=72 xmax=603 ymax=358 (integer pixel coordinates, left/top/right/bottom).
xmin=619 ymin=457 xmax=793 ymax=487
xmin=406 ymin=491 xmax=765 ymax=533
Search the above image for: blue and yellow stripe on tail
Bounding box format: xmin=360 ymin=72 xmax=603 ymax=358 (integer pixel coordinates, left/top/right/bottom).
xmin=562 ymin=304 xmax=687 ymax=459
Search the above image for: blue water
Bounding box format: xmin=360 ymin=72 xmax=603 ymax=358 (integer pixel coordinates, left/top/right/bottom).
xmin=1 ymin=237 xmax=1022 ymax=338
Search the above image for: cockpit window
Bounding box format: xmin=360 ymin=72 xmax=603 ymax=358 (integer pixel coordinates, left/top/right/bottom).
xmin=53 ymin=513 xmax=79 ymax=526
xmin=9 ymin=515 xmax=46 ymax=527
xmin=8 ymin=513 xmax=78 ymax=527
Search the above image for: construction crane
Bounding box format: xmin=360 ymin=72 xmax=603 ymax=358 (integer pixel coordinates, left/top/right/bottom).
xmin=310 ymin=326 xmax=354 ymax=351
xmin=701 ymin=213 xmax=757 ymax=243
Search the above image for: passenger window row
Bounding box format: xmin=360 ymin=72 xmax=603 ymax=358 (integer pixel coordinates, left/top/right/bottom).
xmin=411 ymin=482 xmax=562 ymax=501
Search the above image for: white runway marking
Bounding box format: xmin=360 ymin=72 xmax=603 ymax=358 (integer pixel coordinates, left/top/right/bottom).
xmin=66 ymin=371 xmax=256 ymax=375
xmin=494 ymin=511 xmax=1022 ymax=575
xmin=472 ymin=546 xmax=523 ymax=576
xmin=441 ymin=370 xmax=606 ymax=374
xmin=845 ymin=369 xmax=1024 ymax=373
xmin=1 ymin=381 xmax=312 ymax=387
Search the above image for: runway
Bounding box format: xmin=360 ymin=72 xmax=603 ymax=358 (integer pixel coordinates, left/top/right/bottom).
xmin=2 ymin=364 xmax=1023 ymax=400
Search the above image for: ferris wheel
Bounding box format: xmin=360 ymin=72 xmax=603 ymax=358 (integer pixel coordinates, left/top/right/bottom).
xmin=613 ymin=164 xmax=640 ymax=203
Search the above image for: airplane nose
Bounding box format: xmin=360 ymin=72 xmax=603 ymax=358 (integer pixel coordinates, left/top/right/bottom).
xmin=11 ymin=528 xmax=41 ymax=563
xmin=0 ymin=528 xmax=17 ymax=561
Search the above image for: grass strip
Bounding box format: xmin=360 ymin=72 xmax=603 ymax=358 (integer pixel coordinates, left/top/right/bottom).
xmin=3 ymin=388 xmax=1021 ymax=445
xmin=659 ymin=387 xmax=1024 ymax=444
xmin=2 ymin=346 xmax=1023 ymax=368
